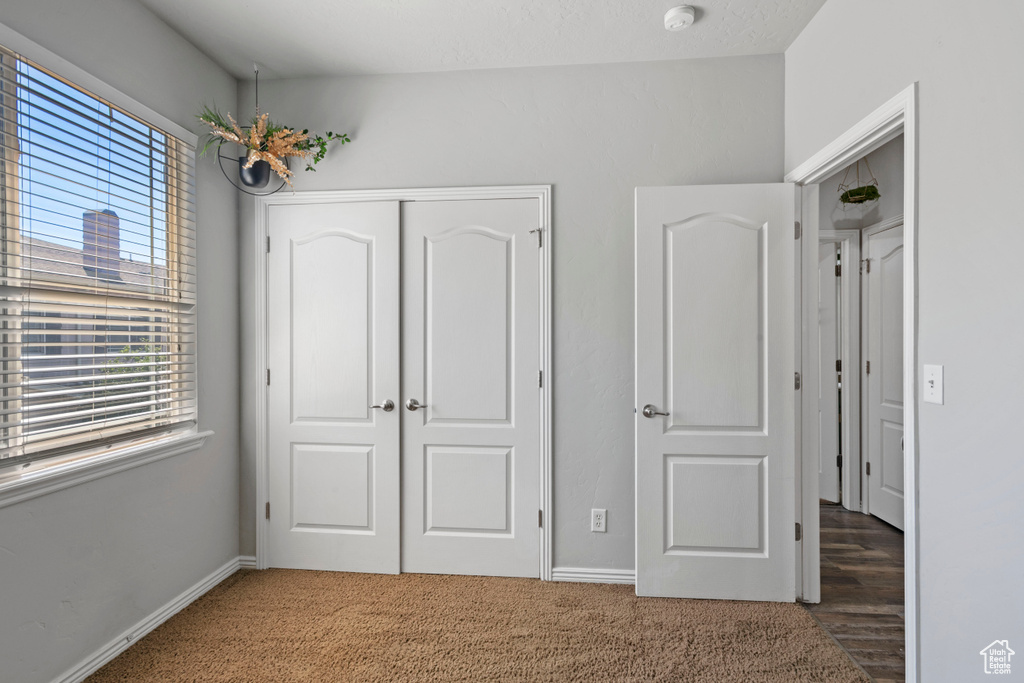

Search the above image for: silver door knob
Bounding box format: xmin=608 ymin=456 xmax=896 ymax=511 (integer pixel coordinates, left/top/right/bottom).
xmin=370 ymin=399 xmax=395 ymax=412
xmin=405 ymin=398 xmax=427 ymax=411
xmin=642 ymin=404 xmax=669 ymax=418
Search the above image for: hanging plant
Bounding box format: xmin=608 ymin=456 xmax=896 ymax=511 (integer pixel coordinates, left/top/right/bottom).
xmin=837 ymin=158 xmax=881 ymax=205
xmin=839 ymin=184 xmax=881 ymax=204
xmin=198 ymin=105 xmax=350 ymax=187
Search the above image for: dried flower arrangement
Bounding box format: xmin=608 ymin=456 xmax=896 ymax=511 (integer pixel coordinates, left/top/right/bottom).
xmin=198 ymin=105 xmax=350 ymax=186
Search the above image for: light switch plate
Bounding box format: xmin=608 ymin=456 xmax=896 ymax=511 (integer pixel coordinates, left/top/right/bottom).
xmin=923 ymin=364 xmax=943 ymax=404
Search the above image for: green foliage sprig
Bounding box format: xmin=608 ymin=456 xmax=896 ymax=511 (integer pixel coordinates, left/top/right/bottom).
xmin=298 ymin=130 xmax=350 ymax=171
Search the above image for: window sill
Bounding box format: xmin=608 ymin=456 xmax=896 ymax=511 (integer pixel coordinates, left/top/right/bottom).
xmin=0 ymin=430 xmax=213 ymax=509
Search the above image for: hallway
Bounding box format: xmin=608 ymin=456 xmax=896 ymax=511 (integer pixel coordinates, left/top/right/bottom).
xmin=807 ymin=503 xmax=905 ymax=682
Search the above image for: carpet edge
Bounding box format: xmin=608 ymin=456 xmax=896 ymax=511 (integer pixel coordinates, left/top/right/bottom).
xmin=801 ymin=603 xmax=877 ymax=682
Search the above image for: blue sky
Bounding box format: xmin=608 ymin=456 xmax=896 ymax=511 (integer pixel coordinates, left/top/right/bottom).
xmin=17 ymin=60 xmax=170 ymax=268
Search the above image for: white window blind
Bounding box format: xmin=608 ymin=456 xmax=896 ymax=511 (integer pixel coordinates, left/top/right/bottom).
xmin=0 ymin=44 xmax=197 ymax=467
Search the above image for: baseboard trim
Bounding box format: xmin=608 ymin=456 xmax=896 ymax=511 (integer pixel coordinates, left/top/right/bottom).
xmin=238 ymin=555 xmax=257 ymax=569
xmin=551 ymin=567 xmax=636 ymax=584
xmin=57 ymin=556 xmax=242 ymax=683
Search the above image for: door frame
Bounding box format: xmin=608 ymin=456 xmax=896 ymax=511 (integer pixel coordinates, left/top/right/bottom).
xmin=252 ymin=185 xmax=553 ymax=580
xmin=819 ymin=228 xmax=862 ymax=512
xmin=786 ymin=83 xmax=918 ymax=680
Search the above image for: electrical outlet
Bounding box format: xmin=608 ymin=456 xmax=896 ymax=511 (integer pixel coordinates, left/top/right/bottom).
xmin=591 ymin=508 xmax=607 ymax=533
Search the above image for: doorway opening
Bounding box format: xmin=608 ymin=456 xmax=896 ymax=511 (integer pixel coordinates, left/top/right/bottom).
xmin=786 ymin=84 xmax=918 ymax=681
xmin=817 ymin=135 xmax=905 ymax=526
xmin=810 ymin=135 xmax=907 ymax=681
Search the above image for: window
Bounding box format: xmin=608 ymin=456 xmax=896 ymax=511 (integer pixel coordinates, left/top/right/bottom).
xmin=0 ymin=43 xmax=197 ymax=470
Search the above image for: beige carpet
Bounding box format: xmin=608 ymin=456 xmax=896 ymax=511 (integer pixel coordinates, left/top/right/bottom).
xmin=88 ymin=570 xmax=869 ymax=682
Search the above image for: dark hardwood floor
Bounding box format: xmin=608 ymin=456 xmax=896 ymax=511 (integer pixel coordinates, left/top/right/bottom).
xmin=807 ymin=503 xmax=905 ymax=683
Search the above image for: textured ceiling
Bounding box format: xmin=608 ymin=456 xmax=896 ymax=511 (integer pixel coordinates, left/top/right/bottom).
xmin=135 ymin=0 xmax=826 ymax=79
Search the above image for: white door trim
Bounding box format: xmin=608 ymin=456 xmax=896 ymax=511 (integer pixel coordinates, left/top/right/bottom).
xmin=820 ymin=229 xmax=862 ymax=513
xmin=862 ymin=215 xmax=905 ymax=238
xmin=786 ymin=84 xmax=919 ymax=681
xmin=253 ymin=185 xmax=553 ymax=581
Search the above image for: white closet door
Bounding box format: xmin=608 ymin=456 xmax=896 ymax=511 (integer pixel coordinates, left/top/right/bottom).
xmin=400 ymin=199 xmax=541 ymax=577
xmin=635 ymin=183 xmax=796 ymax=602
xmin=267 ymin=201 xmax=401 ymax=572
xmin=864 ymin=223 xmax=904 ymax=530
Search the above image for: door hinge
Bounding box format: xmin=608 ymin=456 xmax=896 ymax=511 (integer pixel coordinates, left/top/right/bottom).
xmin=835 ymin=359 xmax=842 ymax=372
xmin=866 ymin=462 xmax=871 ymax=476
xmin=265 ymin=502 xmax=270 ymax=520
xmin=837 ymin=454 xmax=843 ymax=468
xmin=266 ymin=236 xmax=271 ymax=253
xmin=794 ymin=372 xmax=801 ymax=390
xmin=862 ymin=258 xmax=871 ymax=273
xmin=795 ymin=522 xmax=802 ymax=542
xmin=538 ymin=510 xmax=543 ymax=527
xmin=538 ymin=370 xmax=543 ymax=388
xmin=529 ymin=228 xmax=543 ymax=248
xmin=267 ymin=369 xmax=271 ymax=385
xmin=794 ymin=221 xmax=801 ymax=240
xmin=866 ymin=361 xmax=871 ymax=375
xmin=835 ymin=264 xmax=841 ymax=277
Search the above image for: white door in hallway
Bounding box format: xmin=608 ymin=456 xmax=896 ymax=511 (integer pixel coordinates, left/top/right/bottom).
xmin=818 ymin=241 xmax=841 ymax=503
xmin=863 ymin=223 xmax=904 ymax=530
xmin=267 ymin=202 xmax=401 ymax=572
xmin=400 ymin=199 xmax=541 ymax=577
xmin=635 ymin=183 xmax=797 ymax=601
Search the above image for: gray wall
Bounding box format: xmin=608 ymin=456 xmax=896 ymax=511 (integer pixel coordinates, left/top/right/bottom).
xmin=238 ymin=56 xmax=784 ymax=569
xmin=787 ymin=2 xmax=1024 ymax=680
xmin=0 ymin=2 xmax=239 ymax=681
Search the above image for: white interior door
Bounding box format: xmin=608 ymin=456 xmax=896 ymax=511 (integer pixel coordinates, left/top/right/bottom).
xmin=401 ymin=199 xmax=541 ymax=577
xmin=267 ymin=201 xmax=401 ymax=572
xmin=635 ymin=183 xmax=796 ymax=601
xmin=864 ymin=222 xmax=904 ymax=530
xmin=818 ymin=241 xmax=841 ymax=503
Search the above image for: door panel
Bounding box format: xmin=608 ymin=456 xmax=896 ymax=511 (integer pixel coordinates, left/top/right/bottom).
xmin=291 ymin=234 xmax=371 ymax=421
xmin=427 ymin=231 xmax=511 ymax=423
xmin=636 ymin=183 xmax=796 ymax=602
xmin=864 ymin=224 xmax=904 ymax=529
xmin=402 ymin=199 xmax=540 ymax=577
xmin=291 ymin=444 xmax=373 ymax=530
xmin=268 ymin=202 xmax=400 ymax=572
xmin=425 ymin=446 xmax=512 ymax=533
xmin=667 ymin=216 xmax=763 ymax=429
xmin=666 ymin=456 xmax=763 ymax=550
xmin=818 ymin=241 xmax=841 ymax=503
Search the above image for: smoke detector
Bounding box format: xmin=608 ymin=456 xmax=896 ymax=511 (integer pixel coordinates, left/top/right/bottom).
xmin=664 ymin=5 xmax=696 ymax=31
